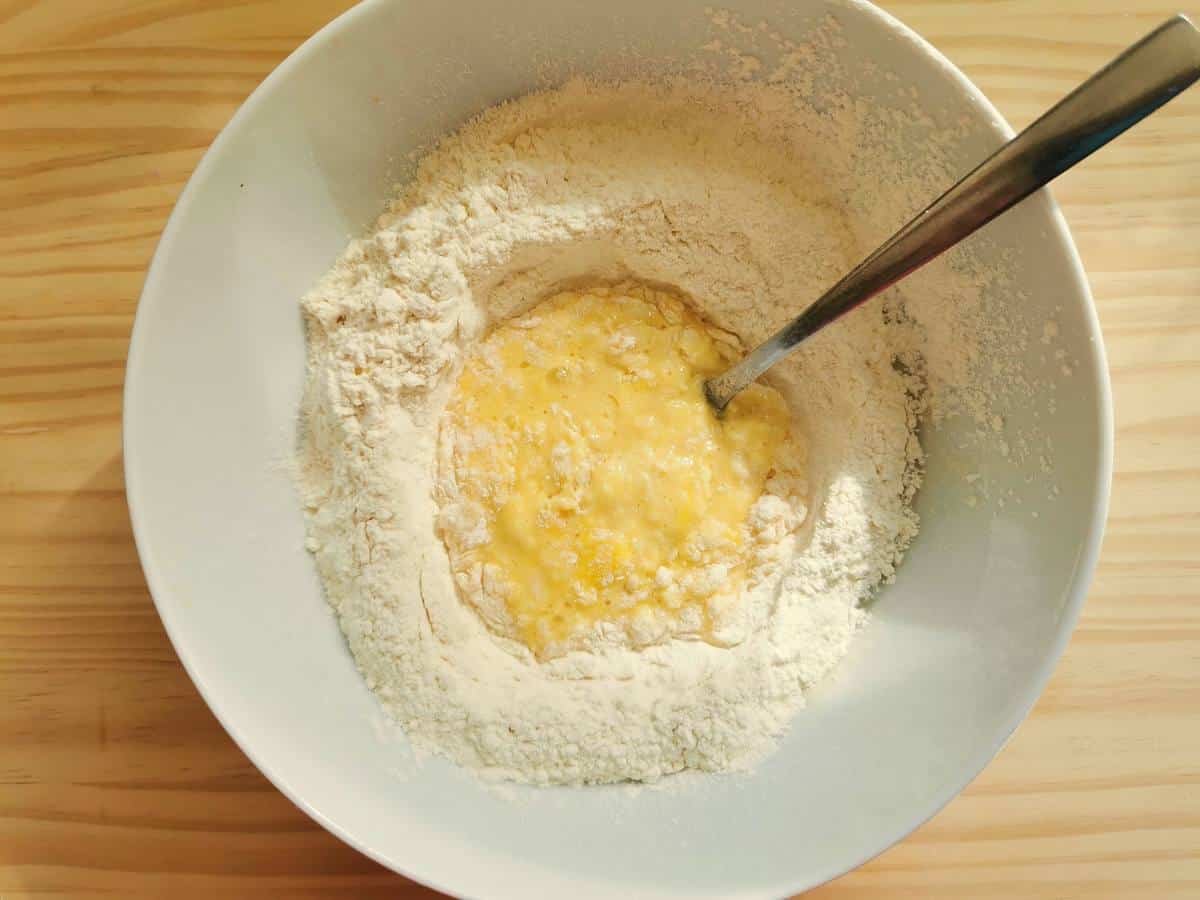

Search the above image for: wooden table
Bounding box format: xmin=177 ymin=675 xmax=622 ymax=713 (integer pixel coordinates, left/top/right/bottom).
xmin=2 ymin=1 xmax=1197 ymax=896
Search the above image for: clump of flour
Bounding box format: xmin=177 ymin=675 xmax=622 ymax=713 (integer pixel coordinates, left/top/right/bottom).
xmin=297 ymin=75 xmax=926 ymax=785
xmin=292 ymin=0 xmax=1057 ymax=781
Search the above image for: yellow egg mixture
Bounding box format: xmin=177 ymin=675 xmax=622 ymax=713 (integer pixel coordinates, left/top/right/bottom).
xmin=438 ymin=285 xmax=799 ymax=657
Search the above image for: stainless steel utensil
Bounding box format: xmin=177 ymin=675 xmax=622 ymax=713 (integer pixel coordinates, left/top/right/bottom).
xmin=705 ymin=14 xmax=1200 ymax=411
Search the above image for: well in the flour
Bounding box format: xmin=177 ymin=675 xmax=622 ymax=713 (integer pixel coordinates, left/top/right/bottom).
xmin=436 ymin=283 xmax=809 ymax=659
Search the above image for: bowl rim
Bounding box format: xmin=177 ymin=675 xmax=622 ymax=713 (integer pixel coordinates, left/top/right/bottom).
xmin=123 ymin=0 xmax=1114 ymax=896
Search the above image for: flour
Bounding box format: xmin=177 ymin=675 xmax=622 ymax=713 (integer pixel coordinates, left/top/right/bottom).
xmin=296 ymin=43 xmax=1005 ymax=783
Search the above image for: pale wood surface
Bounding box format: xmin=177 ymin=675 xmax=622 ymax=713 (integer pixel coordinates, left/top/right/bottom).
xmin=2 ymin=1 xmax=1198 ymax=897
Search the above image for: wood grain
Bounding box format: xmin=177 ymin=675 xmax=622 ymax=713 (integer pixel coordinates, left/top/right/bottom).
xmin=1 ymin=1 xmax=1197 ymax=897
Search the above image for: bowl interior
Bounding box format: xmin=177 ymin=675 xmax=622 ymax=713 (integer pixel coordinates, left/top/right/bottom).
xmin=124 ymin=1 xmax=1109 ymax=896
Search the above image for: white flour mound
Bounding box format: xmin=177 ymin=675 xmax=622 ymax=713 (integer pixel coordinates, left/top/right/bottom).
xmin=296 ymin=77 xmax=930 ymax=785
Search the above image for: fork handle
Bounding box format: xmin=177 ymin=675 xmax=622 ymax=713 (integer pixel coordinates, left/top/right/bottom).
xmin=706 ymin=14 xmax=1200 ymax=410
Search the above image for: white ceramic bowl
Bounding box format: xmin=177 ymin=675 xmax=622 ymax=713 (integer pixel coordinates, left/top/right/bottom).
xmin=124 ymin=1 xmax=1111 ymax=896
